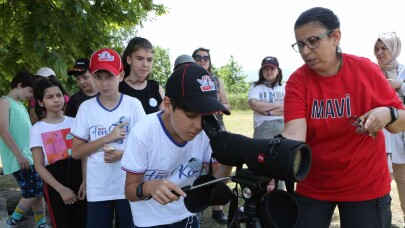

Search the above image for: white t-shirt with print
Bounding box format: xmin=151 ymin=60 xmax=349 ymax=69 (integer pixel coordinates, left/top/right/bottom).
xmin=71 ymin=94 xmax=145 ymax=202
xmin=30 ymin=116 xmax=74 ymax=166
xmin=121 ymin=111 xmax=213 ymax=227
xmin=248 ymin=83 xmax=285 ymax=128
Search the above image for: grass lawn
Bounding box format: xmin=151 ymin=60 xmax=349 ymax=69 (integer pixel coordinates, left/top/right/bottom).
xmin=223 ymin=110 xmax=254 ymax=138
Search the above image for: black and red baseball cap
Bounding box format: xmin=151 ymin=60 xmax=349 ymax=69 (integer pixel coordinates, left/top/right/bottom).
xmin=165 ymin=63 xmax=230 ymax=115
xmin=67 ymin=58 xmax=90 ymax=76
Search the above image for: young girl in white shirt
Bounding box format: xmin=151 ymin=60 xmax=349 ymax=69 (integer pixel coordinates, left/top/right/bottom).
xmin=30 ymin=78 xmax=87 ymax=228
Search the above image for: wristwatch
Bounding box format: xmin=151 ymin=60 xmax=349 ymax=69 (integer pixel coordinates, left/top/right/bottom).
xmin=387 ymin=107 xmax=399 ymax=126
xmin=136 ymin=182 xmax=151 ymax=200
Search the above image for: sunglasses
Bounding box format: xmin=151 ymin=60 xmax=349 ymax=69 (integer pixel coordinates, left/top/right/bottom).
xmin=193 ymin=55 xmax=210 ymax=62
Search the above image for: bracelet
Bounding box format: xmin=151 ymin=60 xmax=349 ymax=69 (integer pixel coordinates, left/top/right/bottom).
xmin=136 ymin=182 xmax=152 ymax=200
xmin=267 ymin=110 xmax=271 ymax=116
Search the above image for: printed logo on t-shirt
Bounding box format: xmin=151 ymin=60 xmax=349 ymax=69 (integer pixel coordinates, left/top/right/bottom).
xmin=41 ymin=128 xmax=72 ymax=165
xmin=259 ymin=90 xmax=285 ymax=103
xmin=143 ymin=157 xmax=203 ymax=181
xmin=89 ymin=116 xmax=132 ymax=144
xmin=311 ymin=94 xmax=351 ymax=119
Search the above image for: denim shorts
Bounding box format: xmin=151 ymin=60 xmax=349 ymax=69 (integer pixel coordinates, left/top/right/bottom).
xmin=294 ymin=193 xmax=391 ymax=228
xmin=12 ymin=165 xmax=44 ymax=198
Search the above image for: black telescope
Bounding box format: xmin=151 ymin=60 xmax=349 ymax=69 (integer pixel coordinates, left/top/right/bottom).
xmin=202 ymin=115 xmax=311 ymax=182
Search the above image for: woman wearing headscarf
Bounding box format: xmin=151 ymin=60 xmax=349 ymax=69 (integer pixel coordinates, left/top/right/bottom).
xmin=374 ymin=32 xmax=405 ymax=226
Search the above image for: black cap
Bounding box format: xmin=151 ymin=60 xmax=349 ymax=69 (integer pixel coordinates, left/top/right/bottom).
xmin=67 ymin=58 xmax=90 ymax=76
xmin=165 ymin=63 xmax=230 ymax=115
xmin=261 ymin=56 xmax=279 ymax=69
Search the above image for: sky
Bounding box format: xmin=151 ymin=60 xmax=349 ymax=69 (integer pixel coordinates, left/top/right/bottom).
xmin=136 ymin=0 xmax=405 ymax=82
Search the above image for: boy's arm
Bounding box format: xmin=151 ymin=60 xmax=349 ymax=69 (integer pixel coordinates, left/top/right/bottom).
xmin=78 ymin=156 xmax=87 ymax=200
xmin=213 ymin=163 xmax=233 ymax=179
xmin=71 ymin=122 xmax=127 ymax=159
xmin=0 ymin=98 xmax=30 ymax=170
xmin=31 ymin=147 xmax=78 ymax=205
xmin=125 ymin=172 xmax=186 ymax=204
xmin=158 ymin=85 xmax=165 ymax=111
xmin=29 ymin=107 xmax=38 ymax=125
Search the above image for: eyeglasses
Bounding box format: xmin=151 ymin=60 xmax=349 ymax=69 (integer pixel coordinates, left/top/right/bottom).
xmin=193 ymin=55 xmax=210 ymax=62
xmin=348 ymin=116 xmax=376 ymax=139
xmin=291 ymin=29 xmax=334 ymax=53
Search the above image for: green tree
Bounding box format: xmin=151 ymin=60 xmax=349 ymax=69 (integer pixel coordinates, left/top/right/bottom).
xmin=0 ymin=0 xmax=166 ymax=94
xmin=150 ymin=46 xmax=172 ymax=89
xmin=214 ymin=55 xmax=249 ymax=94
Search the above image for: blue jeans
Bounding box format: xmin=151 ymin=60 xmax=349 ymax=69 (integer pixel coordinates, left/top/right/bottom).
xmin=294 ymin=193 xmax=392 ymax=228
xmin=87 ymin=199 xmax=134 ymax=228
xmin=134 ymin=215 xmax=199 ymax=228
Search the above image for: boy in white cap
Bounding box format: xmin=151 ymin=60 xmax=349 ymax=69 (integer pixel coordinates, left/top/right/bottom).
xmin=71 ymin=48 xmax=146 ymax=228
xmin=122 ymin=63 xmax=231 ymax=227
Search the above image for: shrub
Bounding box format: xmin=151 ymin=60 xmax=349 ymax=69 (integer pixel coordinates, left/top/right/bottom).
xmin=228 ymin=93 xmax=250 ymax=110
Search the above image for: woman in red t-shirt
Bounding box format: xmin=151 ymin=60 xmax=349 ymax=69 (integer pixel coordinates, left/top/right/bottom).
xmin=284 ymin=7 xmax=405 ymax=228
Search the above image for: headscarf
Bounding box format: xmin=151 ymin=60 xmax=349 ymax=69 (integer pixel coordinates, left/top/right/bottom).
xmin=376 ymin=32 xmax=402 ymax=79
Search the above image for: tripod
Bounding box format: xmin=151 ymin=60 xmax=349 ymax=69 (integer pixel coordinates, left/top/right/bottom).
xmin=227 ymin=168 xmax=271 ymax=228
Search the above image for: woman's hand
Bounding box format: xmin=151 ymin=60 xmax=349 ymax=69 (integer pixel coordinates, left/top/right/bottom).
xmin=359 ymin=107 xmax=391 ymax=136
xmin=387 ymin=79 xmax=402 ymax=90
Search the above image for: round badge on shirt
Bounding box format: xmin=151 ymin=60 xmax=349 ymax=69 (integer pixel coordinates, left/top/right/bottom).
xmin=149 ymin=98 xmax=158 ymax=107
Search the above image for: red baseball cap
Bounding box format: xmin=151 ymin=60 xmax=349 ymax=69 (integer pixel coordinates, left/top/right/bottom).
xmin=89 ymin=48 xmax=123 ymax=76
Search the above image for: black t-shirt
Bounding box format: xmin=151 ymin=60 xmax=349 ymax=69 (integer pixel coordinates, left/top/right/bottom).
xmin=119 ymin=80 xmax=162 ymax=114
xmin=65 ymin=91 xmax=98 ymax=117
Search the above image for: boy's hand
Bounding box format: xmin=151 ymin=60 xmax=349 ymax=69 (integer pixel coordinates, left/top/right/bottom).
xmin=16 ymin=154 xmax=30 ymax=171
xmin=145 ymin=179 xmax=186 ymax=205
xmin=59 ymin=186 xmax=79 ymax=205
xmin=266 ymin=179 xmax=276 ymax=193
xmin=102 ymin=145 xmax=122 ymax=163
xmin=107 ymin=122 xmax=128 ymax=142
xmin=78 ymin=182 xmax=86 ymax=200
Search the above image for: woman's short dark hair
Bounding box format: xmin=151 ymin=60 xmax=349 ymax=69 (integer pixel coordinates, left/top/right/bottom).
xmin=294 ymin=7 xmax=340 ymax=31
xmin=10 ymin=71 xmax=35 ymax=89
xmin=122 ymin=37 xmax=154 ymax=78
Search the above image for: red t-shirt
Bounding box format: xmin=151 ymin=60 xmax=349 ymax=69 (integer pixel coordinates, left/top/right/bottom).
xmin=285 ymin=53 xmax=403 ymax=201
